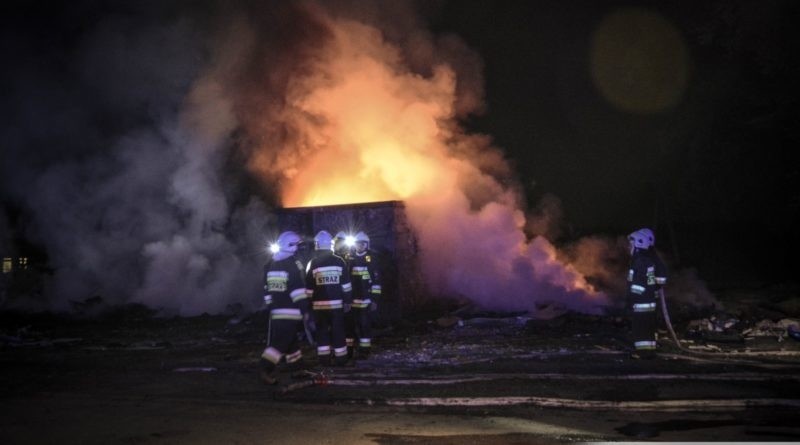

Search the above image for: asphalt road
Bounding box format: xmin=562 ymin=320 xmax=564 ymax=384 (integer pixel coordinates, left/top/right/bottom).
xmin=2 ymin=310 xmax=800 ymax=443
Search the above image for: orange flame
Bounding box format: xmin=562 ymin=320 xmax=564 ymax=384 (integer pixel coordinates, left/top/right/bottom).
xmin=278 ymin=20 xmax=457 ymax=207
xmin=252 ymin=11 xmax=606 ymax=311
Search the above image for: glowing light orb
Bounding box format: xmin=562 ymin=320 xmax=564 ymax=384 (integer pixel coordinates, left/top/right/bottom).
xmin=590 ymin=8 xmax=689 ymax=113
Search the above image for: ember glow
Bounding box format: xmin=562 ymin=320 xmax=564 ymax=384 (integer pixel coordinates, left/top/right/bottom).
xmin=255 ymin=9 xmax=606 ymax=313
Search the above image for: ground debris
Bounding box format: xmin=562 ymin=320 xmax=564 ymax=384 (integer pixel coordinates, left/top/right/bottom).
xmin=684 ymin=309 xmax=800 ymax=347
xmin=741 ymin=318 xmax=800 ymax=342
xmin=685 ymin=313 xmax=743 ymax=343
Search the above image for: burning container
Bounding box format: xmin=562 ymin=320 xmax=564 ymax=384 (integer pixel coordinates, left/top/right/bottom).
xmin=274 ymin=200 xmax=424 ymax=324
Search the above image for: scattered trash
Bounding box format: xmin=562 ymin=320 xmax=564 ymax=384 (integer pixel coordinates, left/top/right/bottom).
xmin=742 ymin=318 xmax=800 ymax=342
xmin=687 ymin=314 xmax=740 ymax=334
xmin=686 ymin=313 xmax=743 ymax=343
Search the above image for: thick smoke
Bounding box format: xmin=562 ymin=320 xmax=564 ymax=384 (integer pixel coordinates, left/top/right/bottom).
xmin=2 ymin=1 xmax=611 ymax=316
xmin=230 ymin=3 xmax=608 ymax=314
xmin=1 ymin=3 xmax=273 ymax=315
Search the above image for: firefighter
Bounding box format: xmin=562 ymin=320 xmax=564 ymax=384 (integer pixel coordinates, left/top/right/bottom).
xmin=333 ymin=231 xmax=359 ymax=358
xmin=626 ymin=228 xmax=663 ymax=359
xmin=259 ymin=231 xmax=311 ymax=384
xmin=306 ymin=230 xmax=352 ymax=366
xmin=347 ymin=231 xmax=381 ymax=358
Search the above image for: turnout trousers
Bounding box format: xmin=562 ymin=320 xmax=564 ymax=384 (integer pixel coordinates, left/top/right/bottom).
xmin=352 ymin=307 xmax=373 ymax=356
xmin=631 ymin=294 xmax=657 ymax=355
xmin=314 ymin=308 xmax=348 ymax=366
xmin=261 ymin=309 xmax=304 ymax=373
xmin=345 ymin=307 xmax=372 ymax=357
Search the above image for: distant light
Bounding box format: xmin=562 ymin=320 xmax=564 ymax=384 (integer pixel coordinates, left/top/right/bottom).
xmin=269 ymin=243 xmax=280 ymax=254
xmin=344 ymin=235 xmax=356 ymax=247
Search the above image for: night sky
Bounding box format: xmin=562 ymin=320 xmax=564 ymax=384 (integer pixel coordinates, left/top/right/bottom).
xmin=1 ymin=0 xmax=798 ymax=310
xmin=436 ymin=0 xmax=799 ymax=281
xmin=431 ymin=1 xmax=798 ymax=230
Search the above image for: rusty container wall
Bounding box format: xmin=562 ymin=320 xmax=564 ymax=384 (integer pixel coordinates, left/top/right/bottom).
xmin=274 ymin=200 xmax=424 ymax=324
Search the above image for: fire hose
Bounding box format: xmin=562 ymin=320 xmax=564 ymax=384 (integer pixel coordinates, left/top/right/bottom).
xmin=658 ymin=288 xmax=690 ymax=353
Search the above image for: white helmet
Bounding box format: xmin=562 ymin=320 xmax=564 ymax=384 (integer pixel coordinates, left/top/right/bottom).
xmin=628 ymin=228 xmax=654 ymax=251
xmin=333 ymin=231 xmax=347 ymax=248
xmin=353 ymin=231 xmax=369 ymax=252
xmin=638 ymin=228 xmax=655 ymax=246
xmin=275 ymin=231 xmax=301 ymax=256
xmin=314 ymin=230 xmax=333 ymax=250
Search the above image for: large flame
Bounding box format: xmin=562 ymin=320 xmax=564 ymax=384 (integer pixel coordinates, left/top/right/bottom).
xmin=279 ymin=20 xmax=456 ymax=207
xmin=253 ymin=9 xmax=605 ymax=313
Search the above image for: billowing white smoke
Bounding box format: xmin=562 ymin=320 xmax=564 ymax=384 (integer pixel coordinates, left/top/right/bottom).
xmin=2 ymin=6 xmax=272 ymax=315
xmin=2 ymin=1 xmax=610 ymax=316
xmin=240 ymin=4 xmax=608 ymax=314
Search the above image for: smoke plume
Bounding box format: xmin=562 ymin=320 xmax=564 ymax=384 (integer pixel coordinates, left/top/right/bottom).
xmin=2 ymin=1 xmax=608 ymax=316
xmin=236 ymin=3 xmax=607 ymax=314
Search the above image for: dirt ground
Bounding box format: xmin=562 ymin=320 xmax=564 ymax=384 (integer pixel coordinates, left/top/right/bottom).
xmin=2 ymin=289 xmax=800 ymax=444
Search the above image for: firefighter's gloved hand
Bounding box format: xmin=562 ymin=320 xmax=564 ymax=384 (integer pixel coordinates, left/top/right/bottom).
xmin=343 ymin=303 xmax=352 ymax=313
xmin=369 ymin=302 xmax=377 ymax=312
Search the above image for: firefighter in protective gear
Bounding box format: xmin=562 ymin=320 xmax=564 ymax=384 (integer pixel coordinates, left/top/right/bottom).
xmin=260 ymin=231 xmax=310 ymax=384
xmin=346 ymin=231 xmax=381 ymax=358
xmin=626 ymin=228 xmax=666 ymax=359
xmin=333 ymin=230 xmax=357 ymax=358
xmin=306 ymin=230 xmax=352 ymax=366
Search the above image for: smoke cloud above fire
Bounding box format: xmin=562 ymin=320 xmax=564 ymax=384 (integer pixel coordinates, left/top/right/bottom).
xmin=2 ymin=1 xmax=609 ymax=315
xmin=239 ymin=3 xmax=607 ymax=314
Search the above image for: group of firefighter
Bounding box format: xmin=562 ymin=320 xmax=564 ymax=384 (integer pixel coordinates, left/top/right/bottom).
xmin=259 ymin=229 xmax=381 ymax=384
xmin=259 ymin=225 xmax=667 ymax=383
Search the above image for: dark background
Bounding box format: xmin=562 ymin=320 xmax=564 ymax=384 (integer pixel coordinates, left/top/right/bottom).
xmin=430 ymin=0 xmax=799 ymax=284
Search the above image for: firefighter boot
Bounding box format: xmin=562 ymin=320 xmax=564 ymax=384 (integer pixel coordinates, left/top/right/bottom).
xmin=334 ymin=352 xmax=349 ymax=367
xmin=259 ymin=359 xmax=279 ymax=385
